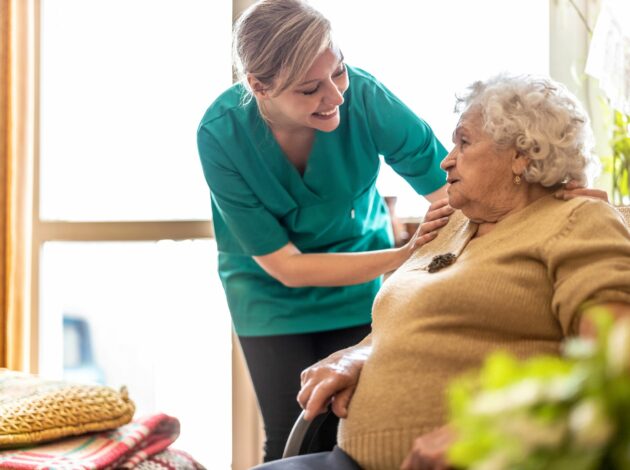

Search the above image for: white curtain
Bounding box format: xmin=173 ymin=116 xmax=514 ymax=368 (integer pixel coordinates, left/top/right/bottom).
xmin=586 ymin=0 xmax=630 ymax=114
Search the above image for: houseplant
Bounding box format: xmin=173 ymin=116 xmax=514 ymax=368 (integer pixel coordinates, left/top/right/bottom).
xmin=607 ymin=110 xmax=630 ymax=205
xmin=447 ymin=309 xmax=630 ymax=470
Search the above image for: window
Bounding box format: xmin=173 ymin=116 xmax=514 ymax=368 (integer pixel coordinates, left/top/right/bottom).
xmin=35 ymin=0 xmax=232 ymax=466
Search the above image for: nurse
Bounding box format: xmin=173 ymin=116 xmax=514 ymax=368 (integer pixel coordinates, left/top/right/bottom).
xmin=196 ymin=0 xmax=605 ymax=462
xmin=197 ymin=0 xmax=449 ymax=461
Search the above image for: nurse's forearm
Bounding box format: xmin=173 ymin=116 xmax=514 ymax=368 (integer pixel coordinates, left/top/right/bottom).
xmin=253 ymin=197 xmax=451 ymax=287
xmin=254 ymin=242 xmax=410 ymax=287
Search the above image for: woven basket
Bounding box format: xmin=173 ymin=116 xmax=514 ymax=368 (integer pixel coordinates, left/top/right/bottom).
xmin=0 ymin=369 xmax=135 ymax=448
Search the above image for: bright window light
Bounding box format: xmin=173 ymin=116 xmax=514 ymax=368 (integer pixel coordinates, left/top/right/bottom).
xmin=39 ymin=0 xmax=231 ymax=221
xmin=311 ymin=0 xmax=549 ymax=217
xmin=37 ymin=1 xmax=232 ymax=468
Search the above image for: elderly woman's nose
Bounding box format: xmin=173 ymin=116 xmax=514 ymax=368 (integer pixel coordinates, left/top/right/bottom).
xmin=440 ymin=150 xmax=456 ymax=170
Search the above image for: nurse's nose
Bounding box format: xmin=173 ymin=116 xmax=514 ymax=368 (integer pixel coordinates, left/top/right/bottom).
xmin=323 ymin=81 xmax=344 ymax=107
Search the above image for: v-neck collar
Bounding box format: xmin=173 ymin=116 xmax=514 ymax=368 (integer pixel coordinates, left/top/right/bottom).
xmin=251 ymin=108 xmax=325 ymax=203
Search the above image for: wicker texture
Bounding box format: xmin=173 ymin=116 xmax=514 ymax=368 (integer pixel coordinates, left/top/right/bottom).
xmin=0 ymin=369 xmax=135 ymax=448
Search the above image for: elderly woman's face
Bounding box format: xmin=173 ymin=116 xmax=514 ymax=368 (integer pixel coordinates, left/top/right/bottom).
xmin=440 ymin=112 xmax=518 ymax=221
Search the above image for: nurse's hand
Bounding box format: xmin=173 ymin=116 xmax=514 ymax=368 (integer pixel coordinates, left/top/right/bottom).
xmin=404 ymin=198 xmax=454 ymax=253
xmin=297 ymin=343 xmax=372 ymax=421
xmin=554 ymin=180 xmax=609 ymax=202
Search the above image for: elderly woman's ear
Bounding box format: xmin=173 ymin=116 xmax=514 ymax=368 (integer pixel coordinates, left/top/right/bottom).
xmin=511 ymin=151 xmax=530 ymax=180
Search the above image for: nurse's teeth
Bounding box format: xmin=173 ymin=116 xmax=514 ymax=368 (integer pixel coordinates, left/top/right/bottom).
xmin=316 ymin=108 xmax=336 ymax=116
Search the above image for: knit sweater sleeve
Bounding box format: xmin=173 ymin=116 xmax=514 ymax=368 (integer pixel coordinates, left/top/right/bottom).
xmin=545 ymin=199 xmax=630 ymax=336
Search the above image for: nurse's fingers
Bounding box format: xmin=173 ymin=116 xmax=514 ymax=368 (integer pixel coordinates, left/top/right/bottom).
xmin=420 ymin=217 xmax=449 ymax=235
xmin=409 ymin=217 xmax=448 ymax=249
xmin=423 ymin=199 xmax=454 ymax=222
xmin=412 ymin=231 xmax=439 ymax=249
xmin=555 ymin=187 xmax=609 ymax=202
xmin=421 ymin=216 xmax=450 ymax=231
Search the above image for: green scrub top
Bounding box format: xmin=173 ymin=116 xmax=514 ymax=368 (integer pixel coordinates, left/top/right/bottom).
xmin=197 ymin=66 xmax=447 ymax=336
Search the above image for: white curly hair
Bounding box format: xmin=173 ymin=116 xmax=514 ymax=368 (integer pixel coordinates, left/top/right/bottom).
xmin=455 ymin=73 xmax=599 ymax=187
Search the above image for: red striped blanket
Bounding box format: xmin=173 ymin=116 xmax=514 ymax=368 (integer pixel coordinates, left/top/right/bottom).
xmin=0 ymin=413 xmax=205 ymax=469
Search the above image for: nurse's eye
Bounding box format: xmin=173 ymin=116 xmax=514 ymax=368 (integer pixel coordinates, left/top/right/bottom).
xmin=333 ymin=63 xmax=346 ymax=78
xmin=460 ymin=138 xmax=470 ymax=148
xmin=301 ymin=86 xmax=319 ymax=96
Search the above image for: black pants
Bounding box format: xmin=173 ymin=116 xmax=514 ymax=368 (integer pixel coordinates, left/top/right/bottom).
xmin=239 ymin=324 xmax=372 ymax=463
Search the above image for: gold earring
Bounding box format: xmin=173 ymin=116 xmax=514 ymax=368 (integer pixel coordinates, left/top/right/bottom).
xmin=513 ymin=175 xmax=522 ymax=185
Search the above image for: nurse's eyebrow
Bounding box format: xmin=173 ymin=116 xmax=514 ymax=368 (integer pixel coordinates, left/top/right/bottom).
xmin=296 ymin=59 xmax=345 ymax=87
xmin=297 ymin=78 xmax=320 ymax=86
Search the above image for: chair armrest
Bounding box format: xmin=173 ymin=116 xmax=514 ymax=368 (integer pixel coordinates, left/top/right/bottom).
xmin=282 ymin=410 xmax=312 ymax=458
xmin=283 ymin=409 xmax=338 ymax=458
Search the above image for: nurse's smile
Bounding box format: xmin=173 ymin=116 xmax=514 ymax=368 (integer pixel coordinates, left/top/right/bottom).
xmin=313 ymin=107 xmax=339 ymax=120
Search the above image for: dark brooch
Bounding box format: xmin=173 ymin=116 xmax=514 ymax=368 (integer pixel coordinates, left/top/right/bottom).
xmin=426 ymin=253 xmax=457 ymax=273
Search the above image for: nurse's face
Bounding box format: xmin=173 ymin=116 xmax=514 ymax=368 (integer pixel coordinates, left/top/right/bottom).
xmin=255 ymin=48 xmax=348 ymax=133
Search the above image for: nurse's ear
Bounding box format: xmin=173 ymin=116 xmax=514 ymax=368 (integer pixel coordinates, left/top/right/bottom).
xmin=247 ymin=74 xmax=271 ymax=101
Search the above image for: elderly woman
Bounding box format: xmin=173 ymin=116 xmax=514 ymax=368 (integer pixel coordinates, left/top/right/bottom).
xmin=255 ymin=73 xmax=630 ymax=470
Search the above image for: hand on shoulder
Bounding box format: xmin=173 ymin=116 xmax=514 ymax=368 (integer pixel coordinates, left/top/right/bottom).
xmin=554 ymin=180 xmax=609 ymax=203
xmin=405 ymin=198 xmax=454 ymax=252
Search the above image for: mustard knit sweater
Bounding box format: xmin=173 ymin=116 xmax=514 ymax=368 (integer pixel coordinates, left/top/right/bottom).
xmin=338 ymin=196 xmax=630 ymax=469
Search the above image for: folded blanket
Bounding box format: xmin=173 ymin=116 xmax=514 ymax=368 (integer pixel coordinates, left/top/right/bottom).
xmin=136 ymin=448 xmax=206 ymax=470
xmin=0 ymin=413 xmax=205 ymax=469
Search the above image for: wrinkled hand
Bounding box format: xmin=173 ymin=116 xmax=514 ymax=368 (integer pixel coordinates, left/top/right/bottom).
xmin=405 ymin=198 xmax=454 ymax=253
xmin=297 ymin=344 xmax=371 ymax=421
xmin=554 ymin=180 xmax=609 ymax=202
xmin=400 ymin=426 xmax=455 ymax=470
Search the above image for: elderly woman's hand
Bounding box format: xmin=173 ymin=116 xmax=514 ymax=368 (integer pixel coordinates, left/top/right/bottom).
xmin=297 ymin=342 xmax=372 ymax=421
xmin=555 ymin=180 xmax=609 ymax=202
xmin=404 ymin=198 xmax=454 ymax=253
xmin=400 ymin=426 xmax=455 ymax=470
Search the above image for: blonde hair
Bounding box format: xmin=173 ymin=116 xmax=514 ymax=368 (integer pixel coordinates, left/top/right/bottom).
xmin=233 ymin=0 xmax=333 ymax=98
xmin=456 ymin=74 xmax=599 ymax=187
